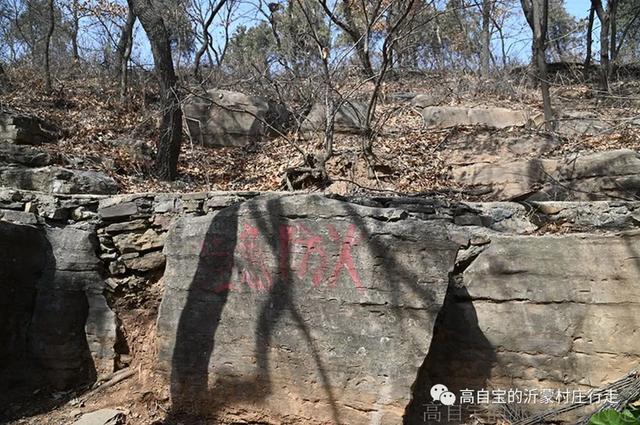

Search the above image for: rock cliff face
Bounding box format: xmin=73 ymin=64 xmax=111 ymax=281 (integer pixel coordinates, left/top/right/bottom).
xmin=157 ymin=195 xmax=458 ymax=424
xmin=0 ymin=219 xmax=115 ymax=399
xmin=1 ymin=190 xmax=640 ymax=424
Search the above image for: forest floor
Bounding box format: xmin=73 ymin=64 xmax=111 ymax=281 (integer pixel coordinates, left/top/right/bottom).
xmin=2 ymin=66 xmax=639 ymax=199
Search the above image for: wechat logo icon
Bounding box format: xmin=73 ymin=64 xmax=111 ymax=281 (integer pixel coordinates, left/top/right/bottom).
xmin=430 ymin=384 xmax=457 ymax=406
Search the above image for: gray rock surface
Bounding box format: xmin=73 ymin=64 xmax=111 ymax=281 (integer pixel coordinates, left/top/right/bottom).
xmin=157 ymin=194 xmax=458 ymax=424
xmin=0 ymin=165 xmax=118 ymax=195
xmin=453 ymin=149 xmax=640 ymax=200
xmin=557 ymin=110 xmax=610 ymax=136
xmin=300 ymin=100 xmax=369 ymax=135
xmin=184 ymin=89 xmax=290 ymax=147
xmin=427 ymin=232 xmax=640 ymax=399
xmin=420 ymin=106 xmax=529 ymax=129
xmin=0 ymin=221 xmax=117 ymax=390
xmin=72 ymin=409 xmax=125 ymax=425
xmin=4 ymin=189 xmax=640 ymax=423
xmin=30 ymin=226 xmax=117 ymax=382
xmin=441 ymin=129 xmax=562 ymax=166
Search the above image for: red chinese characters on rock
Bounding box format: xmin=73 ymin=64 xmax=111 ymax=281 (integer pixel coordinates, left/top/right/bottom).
xmin=199 ymin=222 xmax=365 ymax=293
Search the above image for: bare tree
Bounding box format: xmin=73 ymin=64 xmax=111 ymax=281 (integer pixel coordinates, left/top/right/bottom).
xmin=592 ymin=0 xmax=619 ymax=92
xmin=584 ymin=2 xmax=595 ymax=78
xmin=193 ymin=0 xmax=228 ymax=79
xmin=317 ymin=0 xmax=377 ymax=77
xmin=69 ymin=0 xmax=80 ymax=62
xmin=44 ymin=0 xmax=55 ymax=93
xmin=522 ymin=0 xmax=553 ymax=130
xmin=480 ymin=0 xmax=493 ymax=77
xmin=127 ymin=0 xmax=182 ymax=181
xmin=115 ymin=5 xmax=136 ymax=101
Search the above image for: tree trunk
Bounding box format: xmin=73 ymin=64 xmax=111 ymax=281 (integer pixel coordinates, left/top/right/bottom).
xmin=480 ymin=0 xmax=492 ymax=77
xmin=354 ymin=40 xmax=374 ymax=77
xmin=609 ymin=0 xmax=618 ymax=63
xmin=116 ymin=7 xmax=135 ymax=101
xmin=584 ymin=3 xmax=595 ymax=79
xmin=127 ymin=0 xmax=182 ymax=181
xmin=340 ymin=0 xmax=374 ymax=77
xmin=44 ymin=0 xmax=55 ymax=93
xmin=70 ymin=0 xmax=80 ymax=62
xmin=593 ymin=0 xmax=610 ymax=92
xmin=524 ymin=0 xmax=553 ymax=130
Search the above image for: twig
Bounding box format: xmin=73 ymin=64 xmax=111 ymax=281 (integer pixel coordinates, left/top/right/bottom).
xmin=77 ymin=368 xmax=136 ymax=403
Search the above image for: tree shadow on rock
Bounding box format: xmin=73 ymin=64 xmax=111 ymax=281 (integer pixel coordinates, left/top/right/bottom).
xmin=166 ymin=196 xmax=340 ymax=423
xmin=404 ymin=285 xmax=496 ymax=425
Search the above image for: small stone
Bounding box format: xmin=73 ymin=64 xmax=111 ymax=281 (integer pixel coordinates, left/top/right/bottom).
xmin=154 ymin=199 xmax=175 ymax=213
xmin=100 ymin=252 xmax=117 ymax=261
xmin=454 ymin=214 xmax=483 ymax=226
xmin=72 ymin=408 xmax=125 ymax=425
xmin=123 ymin=251 xmax=165 ymax=271
xmin=120 ymin=252 xmax=139 ymax=260
xmin=104 ymin=219 xmax=148 ymax=234
xmin=152 ymin=215 xmax=173 ymax=230
xmin=99 ymin=202 xmax=138 ymax=220
xmin=0 ymin=209 xmax=38 ymax=225
xmin=470 ymin=235 xmax=491 ymax=245
xmin=112 ymin=229 xmax=164 ymax=253
xmin=108 ymin=260 xmax=126 ymax=275
xmin=24 ymin=201 xmax=36 ymax=213
xmin=72 ymin=206 xmax=97 ymax=221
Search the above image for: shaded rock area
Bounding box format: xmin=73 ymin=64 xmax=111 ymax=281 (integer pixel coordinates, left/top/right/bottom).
xmin=0 ymin=142 xmax=52 ymax=167
xmin=0 ymin=220 xmax=116 ymax=400
xmin=453 ymin=149 xmax=640 ymax=201
xmin=183 ymin=89 xmax=290 ymax=147
xmin=300 ymin=100 xmax=369 ymax=135
xmin=0 ymin=111 xmax=59 ymax=145
xmin=0 ymin=221 xmax=47 ymax=394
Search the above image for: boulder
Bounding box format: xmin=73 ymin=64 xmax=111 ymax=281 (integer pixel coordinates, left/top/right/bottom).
xmin=0 ymin=165 xmax=118 ymax=195
xmin=30 ymin=226 xmax=117 ymax=381
xmin=300 ymin=100 xmax=369 ymax=135
xmin=184 ymin=89 xmax=290 ymax=147
xmin=420 ymin=106 xmax=529 ymax=129
xmin=453 ymin=149 xmax=640 ymax=200
xmin=0 ymin=111 xmax=59 ymax=145
xmin=156 ymin=194 xmax=458 ymax=424
xmin=0 ymin=222 xmax=117 ymax=391
xmin=122 ymin=250 xmax=165 ymax=272
xmin=426 ymin=233 xmax=640 ymax=402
